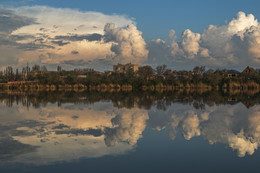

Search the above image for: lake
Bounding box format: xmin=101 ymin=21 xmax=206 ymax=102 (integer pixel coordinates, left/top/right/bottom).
xmin=0 ymin=91 xmax=260 ymax=173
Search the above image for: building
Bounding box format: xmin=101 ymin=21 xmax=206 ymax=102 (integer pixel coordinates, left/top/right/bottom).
xmin=226 ymin=70 xmax=240 ymax=78
xmin=242 ymin=66 xmax=256 ymax=74
xmin=113 ymin=63 xmax=139 ymax=73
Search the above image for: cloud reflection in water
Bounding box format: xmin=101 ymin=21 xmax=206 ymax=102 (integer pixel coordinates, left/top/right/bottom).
xmin=0 ymin=100 xmax=260 ymax=166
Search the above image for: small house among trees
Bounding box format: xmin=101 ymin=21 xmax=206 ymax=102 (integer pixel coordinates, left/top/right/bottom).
xmin=227 ymin=70 xmax=240 ymax=78
xmin=242 ymin=66 xmax=256 ymax=74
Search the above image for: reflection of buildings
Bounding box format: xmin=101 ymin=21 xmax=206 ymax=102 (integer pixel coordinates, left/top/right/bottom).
xmin=228 ymin=98 xmax=238 ymax=102
xmin=113 ymin=63 xmax=139 ymax=73
xmin=242 ymin=101 xmax=256 ymax=108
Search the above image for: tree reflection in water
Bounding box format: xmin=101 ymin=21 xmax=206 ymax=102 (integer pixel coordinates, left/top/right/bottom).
xmin=1 ymin=90 xmax=260 ymax=109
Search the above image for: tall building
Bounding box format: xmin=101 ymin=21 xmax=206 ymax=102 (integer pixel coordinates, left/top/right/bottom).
xmin=113 ymin=63 xmax=139 ymax=73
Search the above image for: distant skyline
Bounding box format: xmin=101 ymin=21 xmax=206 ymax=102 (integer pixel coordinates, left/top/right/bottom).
xmin=1 ymin=0 xmax=260 ymax=71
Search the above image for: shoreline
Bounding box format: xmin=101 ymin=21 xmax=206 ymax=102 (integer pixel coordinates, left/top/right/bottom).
xmin=1 ymin=81 xmax=260 ymax=93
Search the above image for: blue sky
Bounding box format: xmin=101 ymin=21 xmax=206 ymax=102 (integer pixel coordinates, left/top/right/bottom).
xmin=1 ymin=0 xmax=260 ymax=70
xmin=2 ymin=0 xmax=260 ymax=40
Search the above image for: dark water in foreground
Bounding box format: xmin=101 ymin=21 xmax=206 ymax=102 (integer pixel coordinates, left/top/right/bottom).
xmin=0 ymin=91 xmax=260 ymax=173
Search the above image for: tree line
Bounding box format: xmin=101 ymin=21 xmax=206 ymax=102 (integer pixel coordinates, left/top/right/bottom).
xmin=1 ymin=64 xmax=260 ymax=89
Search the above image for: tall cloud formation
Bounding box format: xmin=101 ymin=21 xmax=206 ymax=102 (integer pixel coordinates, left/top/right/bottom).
xmin=0 ymin=6 xmax=148 ymax=70
xmin=148 ymin=11 xmax=260 ymax=69
xmin=104 ymin=23 xmax=148 ymax=64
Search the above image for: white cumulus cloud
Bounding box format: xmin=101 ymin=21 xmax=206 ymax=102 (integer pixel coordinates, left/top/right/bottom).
xmin=180 ymin=29 xmax=201 ymax=58
xmin=147 ymin=11 xmax=260 ymax=69
xmin=104 ymin=23 xmax=148 ymax=64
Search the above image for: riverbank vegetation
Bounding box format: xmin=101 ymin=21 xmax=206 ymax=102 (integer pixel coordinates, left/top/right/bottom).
xmin=1 ymin=64 xmax=260 ymax=92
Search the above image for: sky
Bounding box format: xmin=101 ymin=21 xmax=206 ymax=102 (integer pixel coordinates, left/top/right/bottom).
xmin=1 ymin=0 xmax=260 ymax=71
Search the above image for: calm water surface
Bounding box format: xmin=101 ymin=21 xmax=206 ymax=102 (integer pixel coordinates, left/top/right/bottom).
xmin=0 ymin=92 xmax=260 ymax=173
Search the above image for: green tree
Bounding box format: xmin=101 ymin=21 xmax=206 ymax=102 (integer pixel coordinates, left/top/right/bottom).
xmin=41 ymin=65 xmax=48 ymax=72
xmin=138 ymin=65 xmax=154 ymax=79
xmin=32 ymin=64 xmax=40 ymax=72
xmin=193 ymin=66 xmax=205 ymax=75
xmin=156 ymin=64 xmax=167 ymax=76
